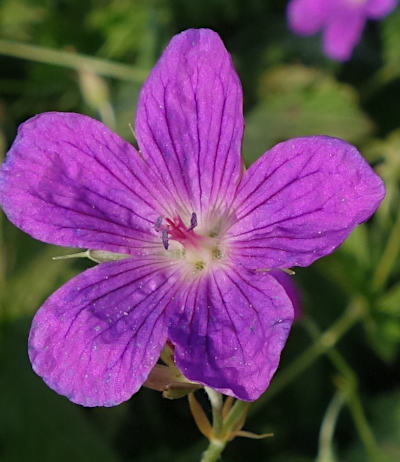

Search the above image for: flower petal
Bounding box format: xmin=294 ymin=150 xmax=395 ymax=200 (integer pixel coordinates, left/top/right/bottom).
xmin=322 ymin=10 xmax=365 ymax=61
xmin=168 ymin=267 xmax=293 ymax=401
xmin=365 ymin=0 xmax=397 ymax=18
xmin=0 ymin=112 xmax=168 ymax=253
xmin=287 ymin=0 xmax=330 ymax=35
xmin=229 ymin=136 xmax=385 ymax=269
xmin=269 ymin=270 xmax=302 ymax=320
xmin=28 ymin=257 xmax=180 ymax=406
xmin=135 ymin=29 xmax=244 ymax=217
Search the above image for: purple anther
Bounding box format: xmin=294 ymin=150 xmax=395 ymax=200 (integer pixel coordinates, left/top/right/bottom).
xmin=162 ymin=229 xmax=169 ymax=250
xmin=187 ymin=212 xmax=197 ymax=231
xmin=154 ymin=216 xmax=162 ymax=231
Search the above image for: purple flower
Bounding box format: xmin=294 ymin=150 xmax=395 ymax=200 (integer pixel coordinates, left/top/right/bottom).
xmin=287 ymin=0 xmax=398 ymax=61
xmin=0 ymin=29 xmax=384 ymax=407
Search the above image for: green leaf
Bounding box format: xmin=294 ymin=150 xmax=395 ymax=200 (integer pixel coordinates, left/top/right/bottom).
xmin=243 ymin=65 xmax=372 ymax=164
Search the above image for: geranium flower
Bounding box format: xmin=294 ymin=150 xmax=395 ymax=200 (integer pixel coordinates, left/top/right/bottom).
xmin=0 ymin=29 xmax=384 ymax=406
xmin=287 ymin=0 xmax=398 ymax=61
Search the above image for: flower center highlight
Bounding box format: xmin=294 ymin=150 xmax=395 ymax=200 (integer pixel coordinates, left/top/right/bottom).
xmin=155 ymin=212 xmax=225 ymax=273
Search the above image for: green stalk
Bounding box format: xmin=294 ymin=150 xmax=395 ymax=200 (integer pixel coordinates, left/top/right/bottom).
xmin=305 ymin=318 xmax=379 ymax=460
xmin=200 ymin=439 xmax=225 ymax=462
xmin=0 ymin=39 xmax=148 ymax=82
xmin=199 ymin=396 xmax=249 ymax=462
xmin=317 ymin=391 xmax=346 ymax=462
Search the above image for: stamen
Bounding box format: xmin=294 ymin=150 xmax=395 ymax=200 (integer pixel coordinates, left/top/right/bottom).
xmin=162 ymin=229 xmax=169 ymax=250
xmin=187 ymin=212 xmax=198 ymax=231
xmin=154 ymin=216 xmax=163 ymax=231
xmin=254 ymin=268 xmax=296 ymax=275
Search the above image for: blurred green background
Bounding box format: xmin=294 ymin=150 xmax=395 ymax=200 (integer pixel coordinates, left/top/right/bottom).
xmin=1 ymin=0 xmax=400 ymax=461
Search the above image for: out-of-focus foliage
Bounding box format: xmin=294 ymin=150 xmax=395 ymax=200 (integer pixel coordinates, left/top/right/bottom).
xmin=0 ymin=0 xmax=45 ymax=41
xmin=344 ymin=391 xmax=400 ymax=461
xmin=243 ymin=64 xmax=372 ymax=161
xmin=1 ymin=1 xmax=400 ymax=461
xmin=382 ymin=7 xmax=400 ymax=81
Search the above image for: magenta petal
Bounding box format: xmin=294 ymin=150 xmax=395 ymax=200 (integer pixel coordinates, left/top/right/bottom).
xmin=322 ymin=11 xmax=365 ymax=61
xmin=287 ymin=0 xmax=331 ymax=35
xmin=269 ymin=270 xmax=302 ymax=320
xmin=28 ymin=257 xmax=180 ymax=406
xmin=365 ymin=0 xmax=397 ymax=18
xmin=229 ymin=136 xmax=385 ymax=269
xmin=168 ymin=268 xmax=294 ymax=401
xmin=0 ymin=112 xmax=166 ymax=253
xmin=135 ymin=28 xmax=244 ymax=216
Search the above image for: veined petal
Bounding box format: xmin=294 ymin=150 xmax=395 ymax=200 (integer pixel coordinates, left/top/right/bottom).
xmin=269 ymin=270 xmax=302 ymax=320
xmin=135 ymin=28 xmax=244 ymax=217
xmin=0 ymin=112 xmax=168 ymax=254
xmin=287 ymin=0 xmax=331 ymax=35
xmin=168 ymin=267 xmax=293 ymax=401
xmin=323 ymin=10 xmax=365 ymax=61
xmin=229 ymin=136 xmax=385 ymax=269
xmin=28 ymin=257 xmax=181 ymax=407
xmin=365 ymin=0 xmax=397 ymax=18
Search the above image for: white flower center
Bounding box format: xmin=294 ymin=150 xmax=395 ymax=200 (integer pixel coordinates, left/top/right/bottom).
xmin=155 ymin=212 xmax=229 ymax=277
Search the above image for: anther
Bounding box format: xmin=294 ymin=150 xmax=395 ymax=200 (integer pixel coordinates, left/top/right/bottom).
xmin=154 ymin=216 xmax=163 ymax=231
xmin=162 ymin=229 xmax=169 ymax=250
xmin=187 ymin=212 xmax=198 ymax=231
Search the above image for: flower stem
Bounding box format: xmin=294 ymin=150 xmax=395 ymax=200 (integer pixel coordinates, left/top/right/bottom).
xmin=199 ymin=395 xmax=249 ymax=462
xmin=347 ymin=390 xmax=379 ymax=459
xmin=0 ymin=39 xmax=148 ymax=82
xmin=200 ymin=439 xmax=225 ymax=462
xmin=316 ymin=391 xmax=346 ymax=462
xmin=251 ymin=297 xmax=367 ymax=415
xmin=304 ymin=318 xmax=379 ymax=459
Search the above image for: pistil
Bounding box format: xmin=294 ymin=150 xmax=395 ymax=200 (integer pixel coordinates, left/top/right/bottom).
xmin=156 ymin=213 xmax=204 ymax=250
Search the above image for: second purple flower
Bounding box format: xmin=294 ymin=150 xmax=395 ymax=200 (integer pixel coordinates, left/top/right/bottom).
xmin=287 ymin=0 xmax=397 ymax=61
